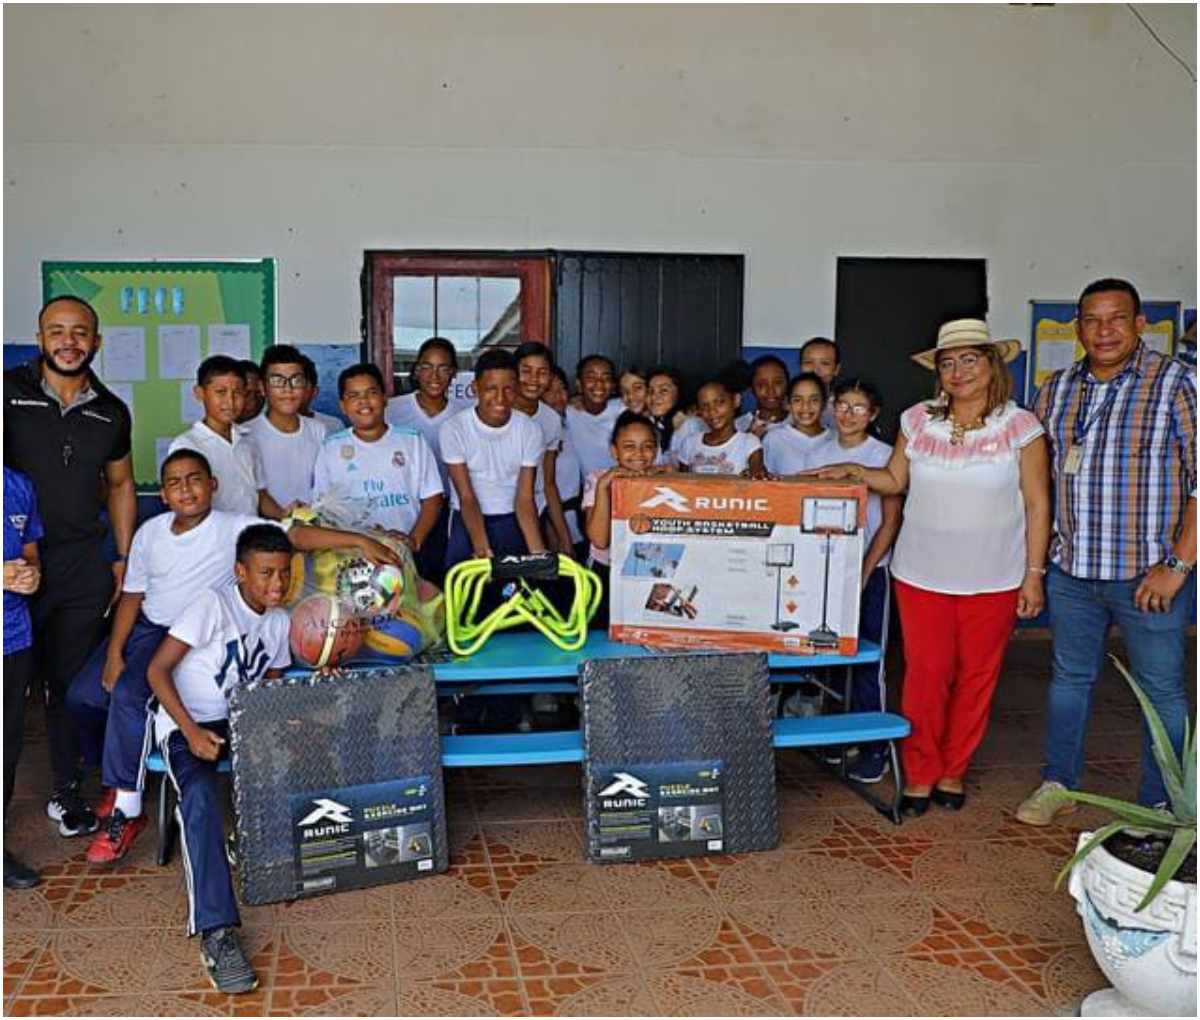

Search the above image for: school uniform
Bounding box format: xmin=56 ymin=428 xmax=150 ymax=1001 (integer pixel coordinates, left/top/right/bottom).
xmin=170 ymin=422 xmax=260 ymax=515
xmin=311 ymin=425 xmax=442 ymax=539
xmin=564 ymin=402 xmax=622 ymax=480
xmin=675 ymin=430 xmax=761 ymax=475
xmin=244 ymin=414 xmax=327 ymax=508
xmin=157 ymin=586 xmax=290 ymax=935
xmin=439 ymin=408 xmax=544 ymax=568
xmin=67 ymin=510 xmax=277 ymax=793
xmin=761 ymin=425 xmax=831 ymax=476
xmin=384 ymin=393 xmax=471 ymax=581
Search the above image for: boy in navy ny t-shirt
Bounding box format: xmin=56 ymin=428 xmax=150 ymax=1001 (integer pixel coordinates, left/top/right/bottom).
xmin=4 ymin=467 xmax=44 ymax=889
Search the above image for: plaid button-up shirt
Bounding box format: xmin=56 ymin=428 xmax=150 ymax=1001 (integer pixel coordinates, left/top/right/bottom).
xmin=1033 ymin=343 xmax=1196 ymax=580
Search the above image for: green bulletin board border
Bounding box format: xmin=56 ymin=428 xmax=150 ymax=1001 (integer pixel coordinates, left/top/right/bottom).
xmin=42 ymin=259 xmax=276 ymax=491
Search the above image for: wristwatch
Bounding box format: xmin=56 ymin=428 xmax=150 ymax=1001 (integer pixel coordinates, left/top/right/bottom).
xmin=1163 ymin=555 xmax=1194 ymax=576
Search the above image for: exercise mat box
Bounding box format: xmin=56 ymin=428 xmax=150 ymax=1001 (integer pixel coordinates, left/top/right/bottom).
xmin=609 ymin=475 xmax=866 ymax=655
xmin=229 ymin=665 xmax=448 ymax=905
xmin=580 ymin=652 xmax=779 ymax=861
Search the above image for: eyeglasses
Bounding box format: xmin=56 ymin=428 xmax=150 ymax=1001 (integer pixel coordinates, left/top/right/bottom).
xmin=833 ymin=401 xmax=873 ymax=418
xmin=935 ymin=352 xmax=983 ymax=373
xmin=266 ymin=373 xmax=309 ymax=390
xmin=414 ymin=363 xmax=455 ymax=377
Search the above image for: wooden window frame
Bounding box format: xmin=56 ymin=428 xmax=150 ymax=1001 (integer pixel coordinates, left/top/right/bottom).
xmin=363 ymin=251 xmax=552 ymax=394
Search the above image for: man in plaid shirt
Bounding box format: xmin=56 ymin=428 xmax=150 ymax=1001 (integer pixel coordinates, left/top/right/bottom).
xmin=1017 ymin=278 xmax=1196 ymax=826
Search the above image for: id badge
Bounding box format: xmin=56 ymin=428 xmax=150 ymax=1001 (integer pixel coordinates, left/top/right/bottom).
xmin=1063 ymin=445 xmax=1084 ymax=476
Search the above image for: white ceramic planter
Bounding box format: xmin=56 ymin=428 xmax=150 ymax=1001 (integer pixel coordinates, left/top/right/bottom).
xmin=1068 ymin=831 xmax=1197 ymax=1017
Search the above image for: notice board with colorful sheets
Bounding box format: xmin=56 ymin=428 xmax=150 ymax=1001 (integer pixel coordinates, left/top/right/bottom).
xmin=42 ymin=260 xmax=276 ymax=490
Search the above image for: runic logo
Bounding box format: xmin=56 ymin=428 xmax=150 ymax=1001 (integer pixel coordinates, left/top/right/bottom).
xmin=639 ymin=487 xmax=690 ymax=512
xmin=298 ymin=798 xmax=353 ymax=827
xmin=598 ymin=772 xmax=650 ymax=799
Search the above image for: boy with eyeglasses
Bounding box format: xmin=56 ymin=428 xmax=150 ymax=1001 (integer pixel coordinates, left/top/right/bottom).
xmin=243 ymin=344 xmax=328 ymax=512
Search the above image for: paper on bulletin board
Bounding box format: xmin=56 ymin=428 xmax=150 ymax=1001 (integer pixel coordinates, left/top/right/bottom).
xmin=105 ymin=381 xmax=135 ymax=412
xmin=1030 ymin=301 xmax=1078 ymax=387
xmin=100 ymin=327 xmax=146 ymax=381
xmin=158 ymin=324 xmax=202 ymax=379
xmin=1140 ymin=301 xmax=1179 ymax=357
xmin=208 ymin=324 xmax=252 ymax=361
xmin=180 ymin=382 xmax=205 ymax=424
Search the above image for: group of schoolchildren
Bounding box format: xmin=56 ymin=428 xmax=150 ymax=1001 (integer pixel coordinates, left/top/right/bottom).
xmin=4 ymin=332 xmax=904 ymax=995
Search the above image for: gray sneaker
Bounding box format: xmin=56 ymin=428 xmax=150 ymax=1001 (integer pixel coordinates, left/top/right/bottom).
xmin=1015 ymin=780 xmax=1078 ymax=827
xmin=200 ymin=927 xmax=258 ymax=994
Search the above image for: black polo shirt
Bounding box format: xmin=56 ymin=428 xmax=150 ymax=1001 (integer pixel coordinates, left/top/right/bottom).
xmin=4 ymin=359 xmax=132 ymax=549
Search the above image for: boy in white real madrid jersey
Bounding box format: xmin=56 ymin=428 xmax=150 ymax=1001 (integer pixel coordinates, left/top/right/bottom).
xmin=146 ymin=523 xmax=292 ymax=995
xmin=312 ymin=363 xmax=445 ymax=554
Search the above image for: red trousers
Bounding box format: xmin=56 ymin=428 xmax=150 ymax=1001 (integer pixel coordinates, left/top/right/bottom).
xmin=894 ymin=579 xmax=1019 ymax=786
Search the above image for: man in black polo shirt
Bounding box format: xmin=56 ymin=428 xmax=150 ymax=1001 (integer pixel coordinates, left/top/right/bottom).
xmin=4 ymin=296 xmax=137 ymax=837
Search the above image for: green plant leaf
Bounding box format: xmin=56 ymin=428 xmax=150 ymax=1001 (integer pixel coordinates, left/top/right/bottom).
xmin=1135 ymin=826 xmax=1197 ymax=911
xmin=1110 ymin=657 xmax=1185 ymax=802
xmin=1055 ymin=820 xmax=1130 ymax=890
xmin=1051 ymin=790 xmax=1178 ymax=829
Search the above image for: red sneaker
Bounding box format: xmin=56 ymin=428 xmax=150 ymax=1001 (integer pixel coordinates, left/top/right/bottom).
xmin=95 ymin=788 xmax=117 ymax=820
xmin=85 ymin=809 xmax=147 ymax=866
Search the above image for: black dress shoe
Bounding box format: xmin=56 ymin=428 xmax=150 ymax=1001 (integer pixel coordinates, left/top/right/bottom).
xmin=932 ymin=787 xmax=966 ymax=811
xmin=3 ymin=852 xmax=42 ymax=890
xmin=900 ymin=794 xmax=930 ymax=818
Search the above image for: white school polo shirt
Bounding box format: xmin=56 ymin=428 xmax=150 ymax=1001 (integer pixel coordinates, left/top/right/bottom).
xmin=244 ymin=414 xmax=327 ymax=508
xmin=169 ymin=421 xmax=260 ymax=515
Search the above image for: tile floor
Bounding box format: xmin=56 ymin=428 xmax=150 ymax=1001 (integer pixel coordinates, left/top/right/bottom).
xmin=3 ymin=635 xmax=1189 ymax=1016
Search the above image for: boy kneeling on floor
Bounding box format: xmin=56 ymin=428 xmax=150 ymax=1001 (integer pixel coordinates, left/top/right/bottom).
xmin=146 ymin=523 xmax=293 ymax=994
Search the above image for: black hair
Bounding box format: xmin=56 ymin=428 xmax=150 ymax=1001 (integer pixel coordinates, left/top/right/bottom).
xmin=799 ymin=336 xmax=840 ymax=360
xmin=236 ymin=523 xmax=293 ymax=563
xmin=788 ymin=371 xmax=829 ymax=403
xmin=576 ymin=354 xmax=615 ymax=378
xmin=514 ymin=341 xmax=555 ymax=367
xmin=197 ymin=355 xmax=246 ymax=387
xmin=414 ymin=336 xmax=458 ymax=367
xmin=38 ymin=295 xmax=99 ymax=333
xmin=610 ymin=410 xmax=660 ymax=448
xmin=750 ymin=354 xmax=790 ymax=380
xmin=260 ymin=344 xmax=307 ymax=374
xmin=716 ymin=358 xmax=753 ymax=394
xmin=1078 ymin=278 xmax=1142 ymax=318
xmin=619 ymin=364 xmax=650 ymax=382
xmin=337 ymin=362 xmax=385 ymax=398
xmin=237 ymin=359 xmax=262 ymax=381
xmin=473 ymin=348 xmax=517 ymax=378
xmin=550 ymin=364 xmax=571 ymax=391
xmin=832 ymin=376 xmax=883 ymax=410
xmin=297 ymin=352 xmax=320 ymax=388
xmin=696 ymin=376 xmax=737 ymax=400
xmin=160 ymin=448 xmax=213 ymax=481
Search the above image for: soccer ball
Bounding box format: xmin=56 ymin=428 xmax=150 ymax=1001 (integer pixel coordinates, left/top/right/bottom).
xmin=336 ymin=559 xmax=405 ymax=615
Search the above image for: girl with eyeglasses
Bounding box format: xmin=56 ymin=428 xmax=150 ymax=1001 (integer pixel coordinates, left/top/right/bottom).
xmin=803 ymin=378 xmax=902 ymax=784
xmin=385 ymin=337 xmax=468 ymax=582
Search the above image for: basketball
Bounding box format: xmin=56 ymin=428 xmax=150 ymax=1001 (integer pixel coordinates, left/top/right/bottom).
xmin=363 ymin=613 xmax=426 ymax=661
xmin=289 ymin=594 xmax=365 ymax=668
xmin=336 ymin=558 xmax=406 ymax=614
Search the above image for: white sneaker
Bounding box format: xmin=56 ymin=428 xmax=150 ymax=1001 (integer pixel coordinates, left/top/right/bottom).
xmin=1015 ymin=780 xmax=1077 ymax=827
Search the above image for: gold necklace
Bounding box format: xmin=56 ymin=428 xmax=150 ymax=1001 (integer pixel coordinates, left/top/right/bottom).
xmin=948 ymin=411 xmax=984 ymax=445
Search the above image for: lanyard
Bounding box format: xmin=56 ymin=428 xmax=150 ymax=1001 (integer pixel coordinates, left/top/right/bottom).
xmin=1072 ymin=369 xmax=1130 ymax=445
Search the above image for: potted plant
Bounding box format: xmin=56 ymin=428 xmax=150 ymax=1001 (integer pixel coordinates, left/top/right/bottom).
xmin=1053 ymin=656 xmax=1196 ymax=1017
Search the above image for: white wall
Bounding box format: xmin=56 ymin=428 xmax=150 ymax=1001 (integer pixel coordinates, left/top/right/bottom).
xmin=5 ymin=4 xmax=1195 ymax=346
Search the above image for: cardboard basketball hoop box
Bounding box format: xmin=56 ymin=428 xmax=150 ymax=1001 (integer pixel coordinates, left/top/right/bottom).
xmin=608 ymin=475 xmax=867 ymax=655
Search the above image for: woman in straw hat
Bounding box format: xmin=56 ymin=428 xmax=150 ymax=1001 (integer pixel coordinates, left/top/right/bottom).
xmin=811 ymin=319 xmax=1050 ymax=816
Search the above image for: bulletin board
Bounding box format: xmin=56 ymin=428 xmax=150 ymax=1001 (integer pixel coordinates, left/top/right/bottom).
xmin=1028 ymin=299 xmax=1180 ymax=390
xmin=42 ymin=260 xmax=276 ymax=490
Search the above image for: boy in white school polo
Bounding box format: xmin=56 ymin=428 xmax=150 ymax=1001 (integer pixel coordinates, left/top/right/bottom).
xmin=312 ymin=363 xmax=444 ymax=554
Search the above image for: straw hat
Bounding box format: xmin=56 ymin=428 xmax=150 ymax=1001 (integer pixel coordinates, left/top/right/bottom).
xmin=911 ymin=318 xmax=1022 ymax=371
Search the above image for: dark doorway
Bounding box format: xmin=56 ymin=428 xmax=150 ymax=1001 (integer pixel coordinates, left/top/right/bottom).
xmin=834 ymin=258 xmax=988 ymax=441
xmin=553 ymin=252 xmax=744 ymax=393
